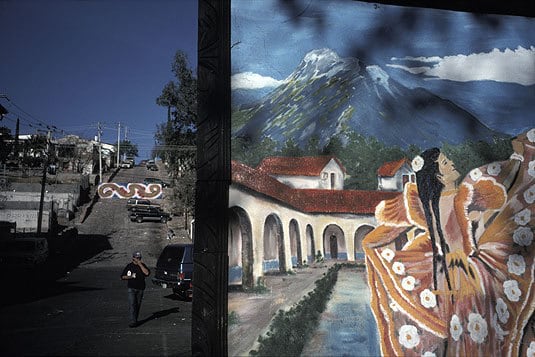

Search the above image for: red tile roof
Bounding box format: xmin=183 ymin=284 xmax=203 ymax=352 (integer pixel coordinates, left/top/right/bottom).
xmin=232 ymin=160 xmax=399 ymax=215
xmin=377 ymin=158 xmax=410 ymax=177
xmin=256 ymin=156 xmax=346 ymax=176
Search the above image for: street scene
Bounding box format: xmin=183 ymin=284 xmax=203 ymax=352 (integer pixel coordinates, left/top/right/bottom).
xmin=0 ymin=163 xmax=193 ymax=356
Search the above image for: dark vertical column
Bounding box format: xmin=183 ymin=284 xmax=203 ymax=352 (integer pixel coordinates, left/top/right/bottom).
xmin=193 ymin=0 xmax=230 ymax=356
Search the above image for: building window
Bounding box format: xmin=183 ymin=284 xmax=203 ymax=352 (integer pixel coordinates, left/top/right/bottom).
xmin=330 ymin=173 xmax=336 ymax=189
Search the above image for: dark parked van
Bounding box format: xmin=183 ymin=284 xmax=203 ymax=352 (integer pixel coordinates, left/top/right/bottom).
xmin=152 ymin=244 xmax=193 ymax=300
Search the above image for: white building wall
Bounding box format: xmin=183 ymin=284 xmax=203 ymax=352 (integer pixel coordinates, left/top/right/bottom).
xmin=321 ymin=159 xmax=345 ymax=190
xmin=3 ymin=191 xmax=78 ymax=212
xmin=229 ymin=185 xmax=376 ymax=284
xmin=273 ymin=175 xmax=320 ymax=189
xmin=0 ymin=209 xmax=50 ymax=232
xmin=378 ymin=177 xmax=399 ymax=191
xmin=271 ymin=159 xmax=345 ymax=190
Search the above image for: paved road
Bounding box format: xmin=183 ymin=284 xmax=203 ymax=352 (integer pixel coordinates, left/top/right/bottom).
xmin=0 ymin=163 xmax=193 ymax=356
xmin=0 ymin=267 xmax=191 ymax=357
xmin=301 ymin=267 xmax=380 ymax=357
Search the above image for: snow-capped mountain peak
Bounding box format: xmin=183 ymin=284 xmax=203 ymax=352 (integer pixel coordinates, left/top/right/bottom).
xmin=303 ymin=48 xmax=341 ymax=64
xmin=366 ymin=65 xmax=394 ymax=96
xmin=290 ymin=48 xmax=359 ymax=82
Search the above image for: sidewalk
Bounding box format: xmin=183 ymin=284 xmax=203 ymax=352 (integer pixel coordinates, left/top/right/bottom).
xmin=301 ymin=267 xmax=380 ymax=356
xmin=228 ymin=263 xmax=333 ymax=356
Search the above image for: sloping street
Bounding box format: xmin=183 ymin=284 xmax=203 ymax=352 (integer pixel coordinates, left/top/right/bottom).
xmin=0 ymin=163 xmax=193 ymax=356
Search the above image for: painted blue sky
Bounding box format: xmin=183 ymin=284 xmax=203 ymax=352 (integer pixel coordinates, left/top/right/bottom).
xmin=0 ymin=0 xmax=197 ymax=160
xmin=231 ymin=0 xmax=535 ymax=136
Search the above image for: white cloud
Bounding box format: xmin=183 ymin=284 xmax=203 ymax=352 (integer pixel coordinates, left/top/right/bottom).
xmin=388 ymin=46 xmax=535 ymax=86
xmin=231 ymin=72 xmax=285 ymax=90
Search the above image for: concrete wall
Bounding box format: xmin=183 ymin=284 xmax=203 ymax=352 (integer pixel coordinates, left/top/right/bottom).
xmin=3 ymin=191 xmax=76 ymax=212
xmin=0 ymin=209 xmax=51 ymax=233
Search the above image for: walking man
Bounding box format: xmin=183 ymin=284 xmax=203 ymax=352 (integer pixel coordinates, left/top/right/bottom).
xmin=121 ymin=251 xmax=150 ymax=327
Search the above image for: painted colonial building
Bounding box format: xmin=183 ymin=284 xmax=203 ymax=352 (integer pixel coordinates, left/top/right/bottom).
xmin=256 ymin=156 xmax=346 ymax=190
xmin=229 ymin=156 xmax=400 ymax=288
xmin=377 ymin=158 xmax=415 ymax=192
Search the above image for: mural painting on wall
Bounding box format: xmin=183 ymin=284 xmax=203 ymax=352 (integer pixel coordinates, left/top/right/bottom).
xmin=228 ymin=1 xmax=534 ymax=356
xmin=97 ymin=183 xmax=163 ymax=199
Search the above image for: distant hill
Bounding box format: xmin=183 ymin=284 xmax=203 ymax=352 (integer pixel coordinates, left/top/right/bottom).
xmin=232 ymin=48 xmax=505 ymax=150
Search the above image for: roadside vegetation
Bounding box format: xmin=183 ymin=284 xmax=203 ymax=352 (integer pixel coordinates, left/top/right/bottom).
xmin=249 ymin=264 xmax=341 ymax=356
xmin=153 ymin=50 xmax=197 ymax=224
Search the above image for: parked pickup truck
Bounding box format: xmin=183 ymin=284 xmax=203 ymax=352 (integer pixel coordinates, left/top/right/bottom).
xmin=126 ymin=198 xmax=160 ymax=211
xmin=143 ymin=177 xmax=169 ymax=188
xmin=129 ymin=206 xmax=171 ymax=223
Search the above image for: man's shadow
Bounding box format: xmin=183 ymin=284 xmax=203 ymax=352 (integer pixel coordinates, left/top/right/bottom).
xmin=136 ymin=306 xmax=181 ymax=327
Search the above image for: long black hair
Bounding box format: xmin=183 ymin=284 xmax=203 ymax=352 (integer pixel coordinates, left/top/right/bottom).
xmin=415 ymin=148 xmax=452 ymax=295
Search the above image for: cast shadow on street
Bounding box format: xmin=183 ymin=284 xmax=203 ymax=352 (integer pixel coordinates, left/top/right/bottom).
xmin=0 ymin=281 xmax=104 ymax=307
xmin=0 ymin=233 xmax=112 ymax=306
xmin=164 ymin=293 xmax=192 ymax=302
xmin=136 ymin=307 xmax=181 ymax=327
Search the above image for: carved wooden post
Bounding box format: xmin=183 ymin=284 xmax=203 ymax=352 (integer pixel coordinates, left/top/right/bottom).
xmin=193 ymin=0 xmax=230 ymax=355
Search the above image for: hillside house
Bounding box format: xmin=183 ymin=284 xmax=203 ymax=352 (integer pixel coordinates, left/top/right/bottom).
xmin=377 ymin=158 xmax=415 ymax=192
xmin=256 ymin=156 xmax=346 ymax=190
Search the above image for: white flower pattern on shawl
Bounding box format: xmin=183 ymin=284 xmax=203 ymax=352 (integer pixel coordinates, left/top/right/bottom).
xmin=467 ymin=313 xmax=488 ymax=343
xmin=487 ymin=162 xmax=501 ymax=176
xmin=514 ymin=208 xmax=531 ymax=226
xmin=496 ymin=298 xmax=510 ymax=324
xmin=381 ymin=248 xmax=395 ymax=263
xmin=470 ymin=168 xmax=483 ymax=182
xmin=513 ymin=226 xmax=533 ymax=246
xmin=528 ymin=341 xmax=535 ymax=357
xmin=450 ymin=314 xmax=463 ymax=341
xmin=392 ymin=261 xmax=405 ymax=275
xmin=390 ymin=300 xmax=399 ymax=312
xmin=420 ymin=289 xmax=437 ymax=309
xmin=529 ymin=160 xmax=535 ymax=178
xmin=504 ymin=280 xmax=522 ymax=302
xmin=398 ymin=325 xmax=420 ymax=349
xmin=507 ymin=254 xmax=526 ymax=276
xmin=401 ymin=276 xmax=416 ymax=291
xmin=525 ymin=184 xmax=535 ymax=204
xmin=527 ymin=128 xmax=535 ymax=143
xmin=491 ymin=314 xmax=509 ymax=341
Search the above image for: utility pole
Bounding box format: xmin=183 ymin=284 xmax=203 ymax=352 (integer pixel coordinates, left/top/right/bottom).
xmin=117 ymin=122 xmax=121 ymax=167
xmin=37 ymin=130 xmax=51 ymax=236
xmin=124 ymin=126 xmax=128 ymax=162
xmin=97 ymin=122 xmax=102 ymax=184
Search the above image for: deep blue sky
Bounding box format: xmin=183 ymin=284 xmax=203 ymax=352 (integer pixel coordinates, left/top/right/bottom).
xmin=0 ymin=0 xmax=198 ymax=160
xmin=231 ymin=0 xmax=534 ymax=136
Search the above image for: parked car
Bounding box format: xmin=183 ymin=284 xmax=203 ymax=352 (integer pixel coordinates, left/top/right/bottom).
xmin=0 ymin=237 xmax=49 ymax=269
xmin=143 ymin=177 xmax=169 ymax=187
xmin=129 ymin=206 xmax=171 ymax=223
xmin=119 ymin=161 xmax=133 ymax=169
xmin=125 ymin=198 xmax=160 ymax=211
xmin=147 ymin=163 xmax=158 ymax=171
xmin=125 ymin=157 xmax=135 ymax=166
xmin=152 ymin=244 xmax=193 ymax=300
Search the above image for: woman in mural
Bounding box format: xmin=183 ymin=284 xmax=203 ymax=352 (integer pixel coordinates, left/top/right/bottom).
xmin=363 ymin=129 xmax=535 ymax=356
